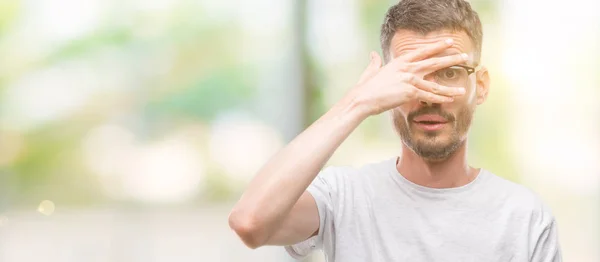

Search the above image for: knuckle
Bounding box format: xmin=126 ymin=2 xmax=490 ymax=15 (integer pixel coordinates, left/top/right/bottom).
xmin=406 ymin=86 xmax=418 ymax=98
xmin=431 ymin=83 xmax=440 ymax=93
xmin=429 ymin=93 xmax=438 ymax=101
xmin=402 ymin=73 xmax=416 ymax=84
xmin=396 ymin=63 xmax=409 ymax=72
xmin=408 ymin=62 xmax=422 ymax=72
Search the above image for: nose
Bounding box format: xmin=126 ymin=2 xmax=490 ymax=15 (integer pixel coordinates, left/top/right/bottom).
xmin=420 ymin=99 xmax=443 ymax=107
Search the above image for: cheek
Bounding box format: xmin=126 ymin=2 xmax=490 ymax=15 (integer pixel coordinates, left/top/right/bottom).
xmin=391 ymin=107 xmax=408 ymax=124
xmin=467 ymin=79 xmax=479 ymax=103
xmin=396 ymin=103 xmax=412 ymax=117
xmin=452 ymin=81 xmax=478 ymax=106
xmin=436 ymin=99 xmax=475 ymax=121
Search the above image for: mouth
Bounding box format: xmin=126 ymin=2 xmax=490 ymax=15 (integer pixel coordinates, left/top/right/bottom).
xmin=413 ymin=121 xmax=448 ymax=131
xmin=412 ymin=114 xmax=450 ymax=131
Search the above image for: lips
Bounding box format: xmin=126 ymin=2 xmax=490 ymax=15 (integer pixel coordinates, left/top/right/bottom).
xmin=413 ymin=114 xmax=448 ymax=124
xmin=412 ymin=114 xmax=449 ymax=131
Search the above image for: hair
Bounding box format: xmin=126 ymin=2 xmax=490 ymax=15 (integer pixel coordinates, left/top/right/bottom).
xmin=380 ymin=0 xmax=483 ymax=64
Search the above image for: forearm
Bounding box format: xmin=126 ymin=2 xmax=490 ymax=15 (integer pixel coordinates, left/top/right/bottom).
xmin=229 ymin=96 xmax=367 ymax=243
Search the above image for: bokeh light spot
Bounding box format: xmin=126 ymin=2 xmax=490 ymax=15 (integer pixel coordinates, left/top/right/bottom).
xmin=37 ymin=200 xmax=55 ymax=216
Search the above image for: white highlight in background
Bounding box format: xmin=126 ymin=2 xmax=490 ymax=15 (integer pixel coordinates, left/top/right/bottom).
xmin=502 ymin=0 xmax=600 ymax=195
xmin=83 ymin=124 xmax=205 ymax=203
xmin=209 ymin=113 xmax=284 ymax=182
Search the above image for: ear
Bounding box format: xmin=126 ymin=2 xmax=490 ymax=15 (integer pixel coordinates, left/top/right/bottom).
xmin=475 ymin=66 xmax=490 ymax=105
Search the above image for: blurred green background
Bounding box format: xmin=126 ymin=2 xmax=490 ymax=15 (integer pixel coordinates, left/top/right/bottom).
xmin=0 ymin=0 xmax=598 ymax=261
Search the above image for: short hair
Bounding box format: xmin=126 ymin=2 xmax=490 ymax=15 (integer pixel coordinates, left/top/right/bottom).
xmin=380 ymin=0 xmax=483 ymax=64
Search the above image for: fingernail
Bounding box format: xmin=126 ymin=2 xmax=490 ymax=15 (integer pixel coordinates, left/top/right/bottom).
xmin=445 ymin=39 xmax=454 ymax=45
xmin=458 ymin=88 xmax=466 ymax=94
xmin=447 ymin=97 xmax=454 ymax=102
xmin=461 ymin=53 xmax=469 ymax=60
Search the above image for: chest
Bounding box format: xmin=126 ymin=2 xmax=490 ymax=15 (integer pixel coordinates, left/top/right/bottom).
xmin=333 ymin=198 xmax=527 ymax=262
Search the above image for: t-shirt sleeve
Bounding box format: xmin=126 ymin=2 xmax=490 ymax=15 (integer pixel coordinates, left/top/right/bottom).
xmin=284 ymin=166 xmax=344 ymax=260
xmin=529 ymin=205 xmax=562 ymax=262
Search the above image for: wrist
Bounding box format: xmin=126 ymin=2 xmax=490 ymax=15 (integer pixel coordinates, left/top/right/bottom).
xmin=335 ymin=93 xmax=371 ymax=122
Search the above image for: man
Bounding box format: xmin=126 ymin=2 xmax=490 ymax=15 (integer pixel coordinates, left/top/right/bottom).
xmin=229 ymin=0 xmax=562 ymax=261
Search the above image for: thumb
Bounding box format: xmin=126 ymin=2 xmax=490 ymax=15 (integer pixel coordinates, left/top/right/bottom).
xmin=357 ymin=51 xmax=382 ymax=85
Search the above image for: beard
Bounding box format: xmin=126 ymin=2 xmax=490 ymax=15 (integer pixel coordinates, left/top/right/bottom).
xmin=392 ymin=104 xmax=474 ymax=161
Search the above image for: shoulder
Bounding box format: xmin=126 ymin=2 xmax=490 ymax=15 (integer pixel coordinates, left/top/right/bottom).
xmin=316 ymin=158 xmax=395 ymax=185
xmin=309 ymin=158 xmax=395 ymax=197
xmin=483 ymin=170 xmax=556 ymax=226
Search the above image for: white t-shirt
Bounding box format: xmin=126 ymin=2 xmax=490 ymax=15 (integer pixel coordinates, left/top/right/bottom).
xmin=285 ymin=158 xmax=562 ymax=262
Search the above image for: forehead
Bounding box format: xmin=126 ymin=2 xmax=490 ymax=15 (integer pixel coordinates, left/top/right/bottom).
xmin=389 ymin=29 xmax=474 ymax=59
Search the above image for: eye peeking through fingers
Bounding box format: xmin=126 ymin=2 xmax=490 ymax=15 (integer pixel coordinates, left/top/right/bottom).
xmin=428 ymin=65 xmax=475 ymax=87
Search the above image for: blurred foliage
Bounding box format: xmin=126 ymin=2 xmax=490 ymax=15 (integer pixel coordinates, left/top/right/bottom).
xmin=202 ymin=168 xmax=235 ymax=203
xmin=0 ymin=1 xmax=255 ymax=205
xmin=10 ymin=120 xmax=103 ymax=206
xmin=1 ymin=0 xmax=519 ymax=207
xmin=146 ymin=66 xmax=254 ymax=122
xmin=469 ymin=0 xmax=499 ymax=23
xmin=358 ymin=0 xmax=390 ymax=50
xmin=42 ymin=28 xmax=134 ymax=66
xmin=303 ymin=56 xmax=328 ymax=125
xmin=0 ymin=1 xmax=19 ymax=36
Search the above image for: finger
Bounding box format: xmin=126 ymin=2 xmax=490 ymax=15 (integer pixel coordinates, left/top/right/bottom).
xmin=413 ymin=77 xmax=466 ymax=97
xmin=413 ymin=89 xmax=455 ymax=104
xmin=401 ymin=38 xmax=455 ymax=62
xmin=412 ymin=53 xmax=469 ymax=75
xmin=357 ymin=51 xmax=382 ymax=85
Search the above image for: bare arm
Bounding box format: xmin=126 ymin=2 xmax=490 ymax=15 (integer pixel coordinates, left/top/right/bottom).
xmin=228 ymin=40 xmax=468 ymax=249
xmin=228 ymin=94 xmax=367 ymax=248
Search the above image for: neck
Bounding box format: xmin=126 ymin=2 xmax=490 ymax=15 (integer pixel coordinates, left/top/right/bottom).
xmin=396 ymin=140 xmax=479 ymax=189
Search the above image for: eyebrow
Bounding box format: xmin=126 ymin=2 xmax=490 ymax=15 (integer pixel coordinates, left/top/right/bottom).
xmin=452 ymin=64 xmax=474 ymax=68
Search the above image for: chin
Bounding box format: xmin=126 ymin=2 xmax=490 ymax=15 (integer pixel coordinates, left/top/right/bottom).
xmin=413 ymin=130 xmax=451 ymax=142
xmin=407 ymin=134 xmax=464 ymax=161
